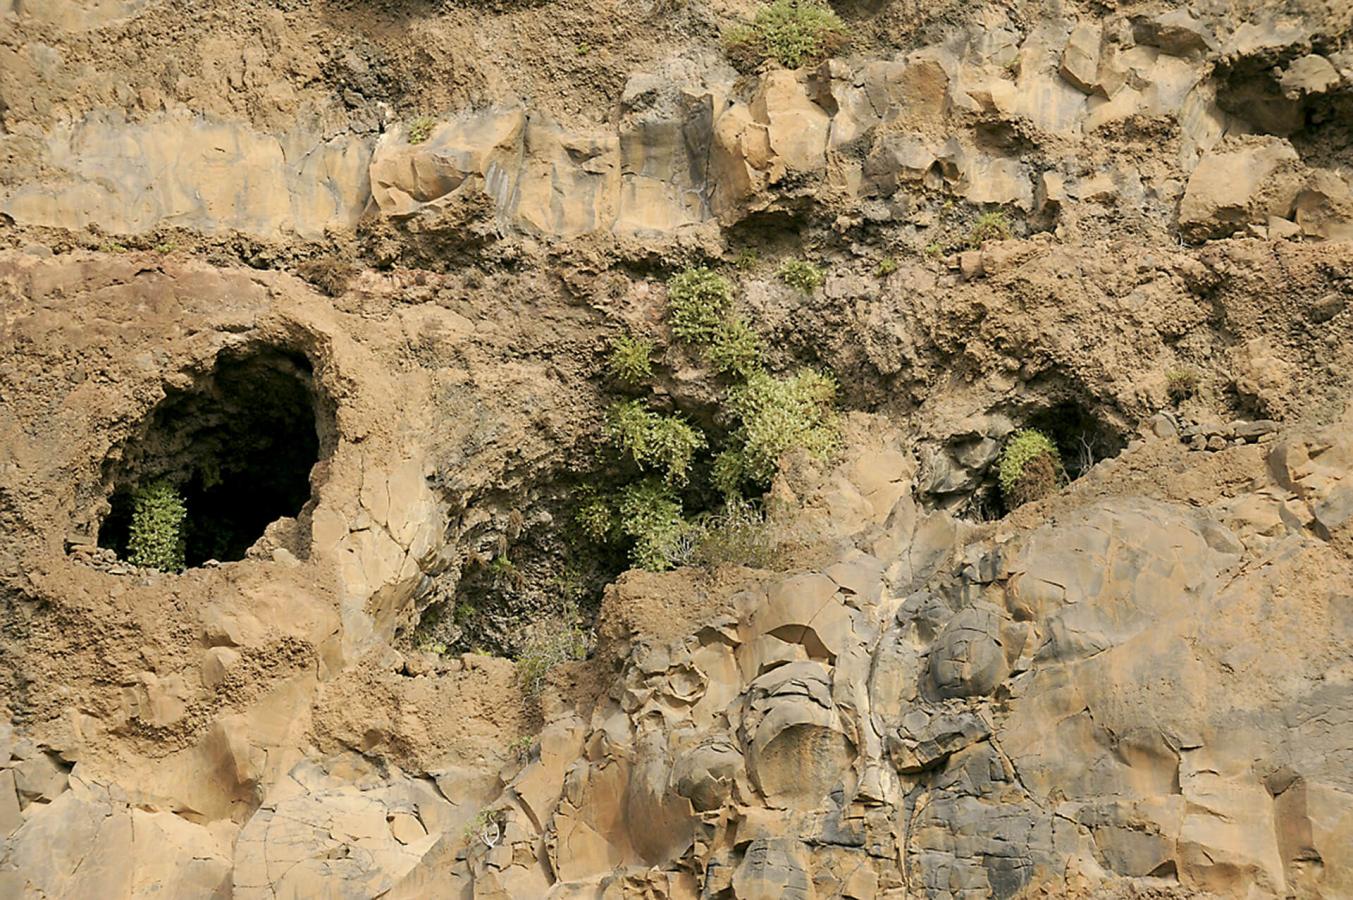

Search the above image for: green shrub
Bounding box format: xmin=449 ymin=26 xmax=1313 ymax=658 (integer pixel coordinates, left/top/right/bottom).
xmin=721 ymin=369 xmax=840 ymax=491
xmin=723 ymin=0 xmax=850 ymax=71
xmin=607 ymin=333 xmax=655 ymax=384
xmin=968 ymin=210 xmax=1011 ymax=247
xmin=876 ymin=257 xmax=898 ymax=277
xmin=1166 ymin=367 xmax=1199 ymax=403
xmin=127 ymin=480 xmax=187 ymax=572
xmin=998 ymin=429 xmax=1062 ymax=508
xmin=777 ymin=259 xmax=825 ymax=294
xmin=606 ymin=401 xmax=706 ymax=484
xmin=407 ymin=115 xmax=436 ymax=145
xmin=617 ymin=479 xmax=691 ymax=571
xmin=667 ymin=268 xmax=734 ymax=344
xmin=576 ymin=497 xmax=616 ymax=542
xmin=708 ymin=318 xmax=764 ymax=378
xmin=732 ymin=248 xmax=761 ymax=271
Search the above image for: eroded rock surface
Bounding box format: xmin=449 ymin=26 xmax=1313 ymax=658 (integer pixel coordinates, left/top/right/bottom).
xmin=1 ymin=0 xmax=1352 ymax=897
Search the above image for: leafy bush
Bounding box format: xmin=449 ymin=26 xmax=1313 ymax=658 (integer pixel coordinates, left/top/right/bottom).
xmin=720 ymin=369 xmax=840 ymax=491
xmin=777 ymin=259 xmax=825 ymax=294
xmin=723 ymin=0 xmax=850 ymax=71
xmin=607 ymin=333 xmax=654 ymax=385
xmin=708 ymin=318 xmax=764 ymax=378
xmin=407 ymin=115 xmax=436 ymax=145
xmin=127 ymin=480 xmax=187 ymax=572
xmin=617 ymin=479 xmax=692 ymax=571
xmin=876 ymin=257 xmax=898 ymax=277
xmin=576 ymin=497 xmax=616 ymax=542
xmin=1166 ymin=367 xmax=1199 ymax=403
xmin=968 ymin=210 xmax=1011 ymax=247
xmin=667 ymin=268 xmax=734 ymax=344
xmin=998 ymin=429 xmax=1062 ymax=508
xmin=606 ymin=401 xmax=706 ymax=484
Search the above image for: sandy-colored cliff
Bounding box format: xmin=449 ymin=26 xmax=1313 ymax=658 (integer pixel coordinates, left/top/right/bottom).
xmin=1 ymin=0 xmax=1351 ymax=897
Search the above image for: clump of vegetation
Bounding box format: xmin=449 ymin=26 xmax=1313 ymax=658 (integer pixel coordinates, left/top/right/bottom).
xmin=297 ymin=255 xmax=357 ymax=297
xmin=407 ymin=115 xmax=436 ymax=145
xmin=715 ymin=368 xmax=840 ymax=494
xmin=876 ymin=257 xmax=898 ymax=277
xmin=686 ymin=499 xmax=778 ymax=569
xmin=777 ymin=259 xmax=826 ymax=294
xmin=127 ymin=480 xmax=187 ymax=572
xmin=462 ymin=808 xmax=505 ymax=849
xmin=606 ymin=401 xmax=707 ymax=485
xmin=1166 ymin=367 xmax=1199 ymax=403
xmin=606 ymin=333 xmax=654 ymax=385
xmin=515 ymin=605 xmax=589 ymax=698
xmin=732 ymin=247 xmax=761 ymax=271
xmin=616 ymin=479 xmax=692 ymax=572
xmin=722 ymin=0 xmax=850 ymax=71
xmin=708 ymin=318 xmax=764 ymax=378
xmin=667 ymin=268 xmax=735 ymax=343
xmin=968 ymin=210 xmax=1012 ymax=247
xmin=998 ymin=429 xmax=1063 ymax=509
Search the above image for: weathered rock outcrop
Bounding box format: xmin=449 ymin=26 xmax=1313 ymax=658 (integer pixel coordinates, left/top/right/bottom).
xmin=2 ymin=0 xmax=1352 ymax=897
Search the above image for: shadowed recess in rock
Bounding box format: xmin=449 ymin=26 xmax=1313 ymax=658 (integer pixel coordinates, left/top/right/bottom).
xmin=97 ymin=346 xmax=325 ymax=567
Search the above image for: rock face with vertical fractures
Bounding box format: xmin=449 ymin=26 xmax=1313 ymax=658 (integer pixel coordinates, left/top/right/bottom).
xmin=1 ymin=0 xmax=1352 ymax=897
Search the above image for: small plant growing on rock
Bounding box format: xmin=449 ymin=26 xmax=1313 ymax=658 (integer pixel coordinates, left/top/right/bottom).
xmin=607 ymin=401 xmax=707 ymax=484
xmin=515 ymin=604 xmax=589 ymax=698
xmin=717 ymin=368 xmax=840 ymax=493
xmin=723 ymin=0 xmax=850 ymax=71
xmin=127 ymin=480 xmax=187 ymax=572
xmin=297 ymin=255 xmax=357 ymax=297
xmin=876 ymin=257 xmax=898 ymax=277
xmin=998 ymin=429 xmax=1063 ymax=509
xmin=1166 ymin=367 xmax=1199 ymax=403
xmin=463 ymin=809 xmax=506 ymax=849
xmin=606 ymin=333 xmax=654 ymax=385
xmin=576 ymin=496 xmax=616 ymax=543
xmin=777 ymin=259 xmax=826 ymax=294
xmin=407 ymin=115 xmax=436 ymax=145
xmin=708 ymin=318 xmax=765 ymax=378
xmin=732 ymin=247 xmax=761 ymax=271
xmin=667 ymin=267 xmax=734 ymax=344
xmin=688 ymin=499 xmax=779 ymax=569
xmin=968 ymin=210 xmax=1012 ymax=247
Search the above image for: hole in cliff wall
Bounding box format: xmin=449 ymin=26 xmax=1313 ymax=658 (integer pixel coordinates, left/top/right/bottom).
xmin=95 ymin=346 xmax=331 ymax=569
xmin=1025 ymin=401 xmax=1127 ymax=482
xmin=926 ymin=400 xmax=1128 ymax=521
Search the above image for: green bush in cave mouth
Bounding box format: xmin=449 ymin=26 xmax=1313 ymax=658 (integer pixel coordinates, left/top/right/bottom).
xmin=998 ymin=429 xmax=1063 ymax=509
xmin=126 ymin=480 xmax=187 ymax=572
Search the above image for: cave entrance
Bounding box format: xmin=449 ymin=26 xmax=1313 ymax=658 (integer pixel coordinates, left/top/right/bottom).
xmin=1025 ymin=400 xmax=1126 ymax=482
xmin=97 ymin=345 xmax=328 ymax=568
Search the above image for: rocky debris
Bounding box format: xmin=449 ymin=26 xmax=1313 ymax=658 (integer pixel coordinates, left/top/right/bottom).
xmin=1175 ymin=137 xmax=1353 ymax=242
xmin=1178 ymin=418 xmax=1280 ymax=451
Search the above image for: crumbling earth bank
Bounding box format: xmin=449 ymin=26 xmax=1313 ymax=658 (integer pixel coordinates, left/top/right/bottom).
xmin=1 ymin=0 xmax=1352 ymax=897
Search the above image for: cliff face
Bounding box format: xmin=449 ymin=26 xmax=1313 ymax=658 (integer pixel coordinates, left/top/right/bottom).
xmin=1 ymin=0 xmax=1352 ymax=898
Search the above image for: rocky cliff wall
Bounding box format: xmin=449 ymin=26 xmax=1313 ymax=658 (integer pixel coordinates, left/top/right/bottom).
xmin=0 ymin=0 xmax=1351 ymax=898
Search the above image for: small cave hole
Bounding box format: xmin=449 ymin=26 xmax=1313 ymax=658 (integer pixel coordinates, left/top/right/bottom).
xmin=1025 ymin=401 xmax=1127 ymax=482
xmin=96 ymin=345 xmax=331 ymax=569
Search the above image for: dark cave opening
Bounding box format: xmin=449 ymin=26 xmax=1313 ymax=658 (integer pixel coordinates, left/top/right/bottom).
xmin=942 ymin=399 xmax=1129 ymax=522
xmin=1026 ymin=400 xmax=1127 ymax=482
xmin=97 ymin=346 xmax=329 ymax=569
